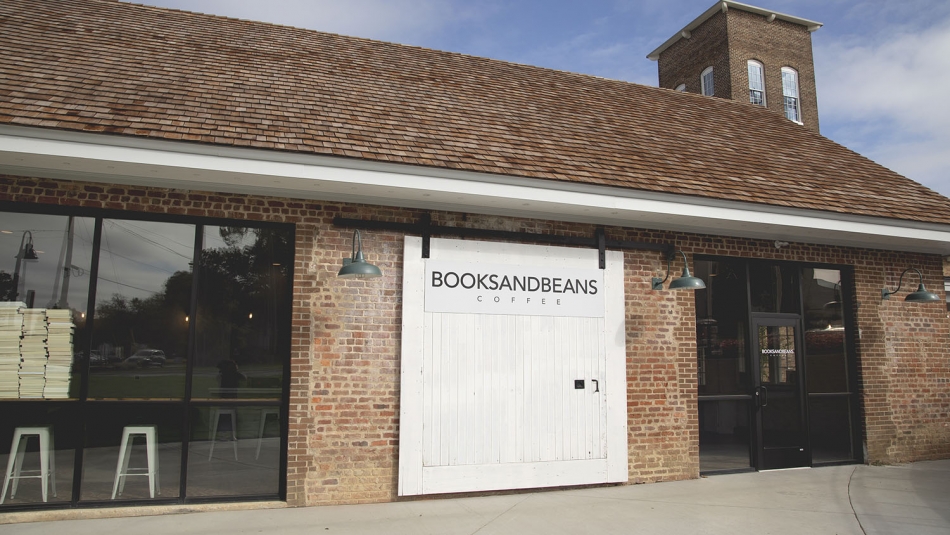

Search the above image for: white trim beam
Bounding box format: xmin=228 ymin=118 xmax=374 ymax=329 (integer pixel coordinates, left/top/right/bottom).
xmin=1 ymin=126 xmax=949 ymax=254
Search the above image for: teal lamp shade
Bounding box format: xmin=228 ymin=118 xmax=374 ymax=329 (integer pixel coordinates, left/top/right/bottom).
xmin=653 ymin=250 xmax=705 ymax=290
xmin=882 ymin=268 xmax=940 ymax=303
xmin=669 ymin=265 xmax=706 ymax=290
xmin=338 ymin=230 xmax=382 ymax=279
xmin=904 ymin=283 xmax=940 ymax=303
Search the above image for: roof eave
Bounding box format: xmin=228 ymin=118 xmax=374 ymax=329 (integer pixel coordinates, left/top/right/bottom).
xmin=1 ymin=125 xmax=948 ymax=256
xmin=647 ymin=0 xmax=823 ymax=61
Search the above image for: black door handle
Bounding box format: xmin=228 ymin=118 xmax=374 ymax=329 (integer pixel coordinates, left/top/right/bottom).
xmin=591 ymin=379 xmax=600 ymax=393
xmin=756 ymin=386 xmax=769 ymax=407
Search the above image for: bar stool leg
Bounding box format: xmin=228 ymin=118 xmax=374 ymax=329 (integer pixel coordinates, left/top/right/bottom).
xmin=112 ymin=428 xmax=131 ymax=499
xmin=38 ymin=433 xmax=48 ymax=502
xmin=229 ymin=412 xmax=238 ymax=461
xmin=256 ymin=409 xmax=278 ymax=460
xmin=145 ymin=428 xmax=158 ymax=498
xmin=49 ymin=429 xmax=56 ymax=498
xmin=2 ymin=428 xmax=54 ymax=503
xmin=208 ymin=409 xmax=220 ymax=461
xmin=10 ymin=434 xmax=27 ymax=499
xmin=0 ymin=430 xmax=24 ymax=504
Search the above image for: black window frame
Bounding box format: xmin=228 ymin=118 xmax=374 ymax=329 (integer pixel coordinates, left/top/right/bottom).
xmin=0 ymin=200 xmax=295 ymax=511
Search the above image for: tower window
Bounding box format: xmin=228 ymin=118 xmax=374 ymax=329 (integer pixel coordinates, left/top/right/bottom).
xmin=782 ymin=67 xmax=801 ymax=123
xmin=748 ymin=60 xmax=765 ymax=106
xmin=675 ymin=84 xmax=686 ymax=92
xmin=701 ymin=67 xmax=714 ymax=96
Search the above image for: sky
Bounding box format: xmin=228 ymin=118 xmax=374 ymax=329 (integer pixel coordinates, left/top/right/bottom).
xmin=126 ymin=0 xmax=950 ymax=198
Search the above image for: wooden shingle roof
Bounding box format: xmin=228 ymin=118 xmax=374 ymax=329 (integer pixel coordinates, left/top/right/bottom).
xmin=2 ymin=0 xmax=949 ymax=225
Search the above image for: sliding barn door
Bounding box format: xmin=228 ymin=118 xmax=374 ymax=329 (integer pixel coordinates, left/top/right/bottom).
xmin=399 ymin=237 xmax=627 ymax=495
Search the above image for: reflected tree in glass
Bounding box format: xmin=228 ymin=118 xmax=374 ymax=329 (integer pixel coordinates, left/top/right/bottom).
xmin=193 ymin=227 xmax=291 ymax=400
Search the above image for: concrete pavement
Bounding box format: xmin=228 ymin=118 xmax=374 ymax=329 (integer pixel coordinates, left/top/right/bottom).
xmin=2 ymin=460 xmax=948 ymax=534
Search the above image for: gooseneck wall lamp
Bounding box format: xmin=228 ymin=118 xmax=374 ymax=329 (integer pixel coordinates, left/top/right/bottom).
xmin=881 ymin=268 xmax=940 ymax=303
xmin=337 ymin=229 xmax=382 ymax=279
xmin=652 ymin=250 xmax=706 ymax=291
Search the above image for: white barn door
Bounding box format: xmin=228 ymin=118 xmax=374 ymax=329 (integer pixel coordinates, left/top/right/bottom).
xmin=399 ymin=237 xmax=627 ymax=495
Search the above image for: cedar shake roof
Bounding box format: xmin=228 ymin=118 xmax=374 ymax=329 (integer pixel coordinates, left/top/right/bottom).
xmin=2 ymin=0 xmax=949 ymax=225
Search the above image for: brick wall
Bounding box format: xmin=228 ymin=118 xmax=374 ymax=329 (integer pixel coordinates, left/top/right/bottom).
xmin=656 ymin=8 xmax=820 ymax=132
xmin=658 ymin=11 xmax=731 ymax=97
xmin=1 ymin=174 xmax=948 ymax=504
xmin=725 ymin=9 xmax=820 ymax=133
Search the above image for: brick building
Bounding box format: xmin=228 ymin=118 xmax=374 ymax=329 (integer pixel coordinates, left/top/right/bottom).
xmin=0 ymin=0 xmax=948 ymax=514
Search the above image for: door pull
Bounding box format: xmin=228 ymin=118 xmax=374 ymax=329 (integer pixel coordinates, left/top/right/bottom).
xmin=591 ymin=379 xmax=600 ymax=393
xmin=755 ymin=386 xmax=769 ymax=407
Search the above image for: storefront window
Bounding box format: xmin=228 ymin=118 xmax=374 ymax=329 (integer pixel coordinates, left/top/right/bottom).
xmin=750 ymin=263 xmax=799 ymax=314
xmin=80 ymin=403 xmax=182 ymax=501
xmin=0 ymin=213 xmax=94 ymax=400
xmin=0 ymin=206 xmax=292 ymax=509
xmin=696 ymin=258 xmax=859 ymax=471
xmin=0 ymin=403 xmax=79 ymax=505
xmin=694 ymin=260 xmax=750 ymax=396
xmin=192 ymin=226 xmax=290 ymax=400
xmin=801 ymin=268 xmax=854 ymax=462
xmin=87 ymin=220 xmax=195 ymax=400
xmin=186 ymin=405 xmax=280 ymax=496
xmin=802 ymin=268 xmax=847 ymax=392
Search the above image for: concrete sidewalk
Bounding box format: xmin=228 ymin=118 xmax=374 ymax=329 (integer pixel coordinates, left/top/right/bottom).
xmin=2 ymin=460 xmax=949 ymax=534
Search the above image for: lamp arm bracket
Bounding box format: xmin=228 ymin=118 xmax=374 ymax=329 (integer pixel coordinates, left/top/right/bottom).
xmin=882 ymin=267 xmax=923 ymax=300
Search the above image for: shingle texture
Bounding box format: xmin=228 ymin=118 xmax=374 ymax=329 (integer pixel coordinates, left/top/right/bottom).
xmin=1 ymin=0 xmax=949 ymax=224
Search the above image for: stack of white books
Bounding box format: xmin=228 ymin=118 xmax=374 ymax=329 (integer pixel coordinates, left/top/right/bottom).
xmin=18 ymin=308 xmax=48 ymax=398
xmin=45 ymin=309 xmax=74 ymax=399
xmin=0 ymin=302 xmax=25 ymax=399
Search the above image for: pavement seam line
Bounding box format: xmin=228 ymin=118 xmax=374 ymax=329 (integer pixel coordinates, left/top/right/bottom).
xmin=848 ymin=466 xmax=868 ymax=535
xmin=468 ymin=495 xmax=532 ymax=535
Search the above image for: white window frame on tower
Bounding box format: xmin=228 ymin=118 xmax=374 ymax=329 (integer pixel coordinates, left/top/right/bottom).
xmin=782 ymin=67 xmax=801 ymax=123
xmin=748 ymin=60 xmax=765 ymax=106
xmin=701 ymin=67 xmax=714 ymax=97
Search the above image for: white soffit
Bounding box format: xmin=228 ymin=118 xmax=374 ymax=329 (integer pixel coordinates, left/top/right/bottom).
xmin=1 ymin=125 xmax=949 ymax=255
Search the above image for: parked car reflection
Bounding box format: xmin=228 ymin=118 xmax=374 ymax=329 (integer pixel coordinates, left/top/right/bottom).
xmin=120 ymin=349 xmax=166 ymax=368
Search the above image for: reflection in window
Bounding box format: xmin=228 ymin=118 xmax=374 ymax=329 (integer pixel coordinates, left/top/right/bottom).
xmin=694 ymin=260 xmax=749 ymax=396
xmin=0 ymin=214 xmax=94 ymax=400
xmin=782 ymin=67 xmax=801 ymax=123
xmin=87 ymin=220 xmax=195 ymax=400
xmin=699 ymin=400 xmax=751 ymax=472
xmin=750 ymin=264 xmax=799 ymax=314
xmin=186 ymin=405 xmax=280 ymax=496
xmin=748 ymin=60 xmax=765 ymax=105
xmin=192 ymin=226 xmax=291 ymax=400
xmin=701 ymin=66 xmax=715 ymax=96
xmin=80 ymin=403 xmax=182 ymax=501
xmin=803 ymin=268 xmax=847 ymax=393
xmin=0 ymin=403 xmax=79 ymax=505
xmin=758 ymin=325 xmax=796 ymax=385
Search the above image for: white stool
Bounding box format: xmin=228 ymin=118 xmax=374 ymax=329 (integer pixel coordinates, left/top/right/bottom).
xmin=208 ymin=409 xmax=238 ymax=461
xmin=255 ymin=408 xmax=279 ymax=460
xmin=1 ymin=426 xmax=56 ymax=504
xmin=112 ymin=425 xmax=160 ymax=499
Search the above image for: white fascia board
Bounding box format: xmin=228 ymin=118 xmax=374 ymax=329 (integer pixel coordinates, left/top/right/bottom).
xmin=1 ymin=125 xmax=949 ymax=255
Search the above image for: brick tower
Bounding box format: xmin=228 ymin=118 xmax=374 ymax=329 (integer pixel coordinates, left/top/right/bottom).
xmin=648 ymin=1 xmax=822 ymax=132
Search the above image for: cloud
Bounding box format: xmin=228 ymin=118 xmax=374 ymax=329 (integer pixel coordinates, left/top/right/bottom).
xmin=816 ymin=18 xmax=950 ymax=196
xmin=129 ymin=0 xmax=488 ymax=43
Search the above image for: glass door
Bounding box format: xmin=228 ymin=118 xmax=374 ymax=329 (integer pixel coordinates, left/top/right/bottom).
xmin=752 ymin=317 xmax=809 ymax=469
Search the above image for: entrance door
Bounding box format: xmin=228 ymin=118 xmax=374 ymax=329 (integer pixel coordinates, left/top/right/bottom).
xmin=752 ymin=317 xmax=809 ymax=469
